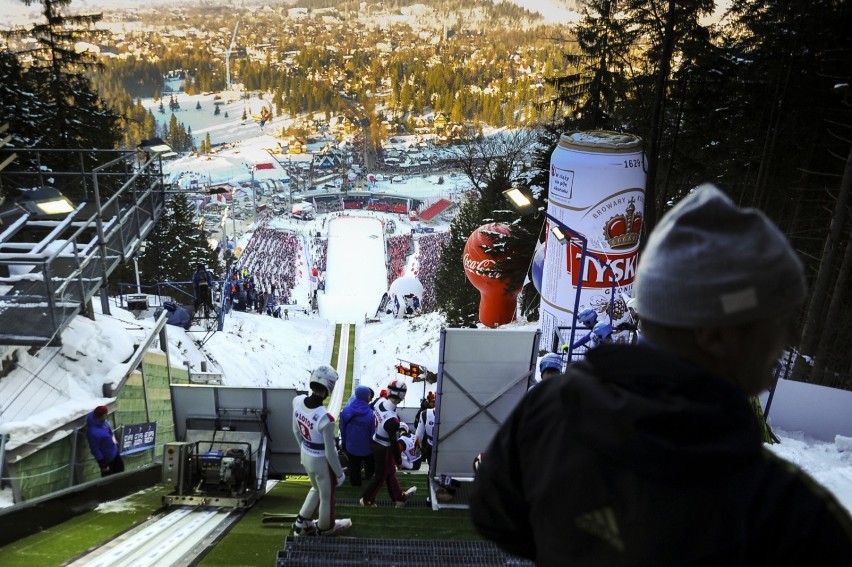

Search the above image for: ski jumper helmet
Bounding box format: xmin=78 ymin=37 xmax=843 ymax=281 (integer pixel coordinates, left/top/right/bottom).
xmin=578 ymin=308 xmax=598 ymax=327
xmin=592 ymin=322 xmax=613 ymax=340
xmin=539 ymin=353 xmax=563 ymax=374
xmin=387 ymin=379 xmax=408 ymax=401
xmin=309 ymin=365 xmax=339 ymax=394
xmin=398 ymin=422 xmax=410 ymax=435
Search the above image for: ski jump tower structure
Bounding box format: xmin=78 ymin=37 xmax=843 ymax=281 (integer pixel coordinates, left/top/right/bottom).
xmin=225 ymin=21 xmax=240 ymax=91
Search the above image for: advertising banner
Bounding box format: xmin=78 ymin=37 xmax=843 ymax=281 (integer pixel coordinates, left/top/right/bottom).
xmin=539 ymin=131 xmax=646 ymax=350
xmin=120 ymin=422 xmax=157 ymax=456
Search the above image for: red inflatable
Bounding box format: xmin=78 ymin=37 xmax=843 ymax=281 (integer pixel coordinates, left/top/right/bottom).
xmin=463 ymin=223 xmax=521 ymax=327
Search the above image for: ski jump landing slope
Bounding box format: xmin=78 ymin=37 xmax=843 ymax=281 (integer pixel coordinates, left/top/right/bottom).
xmin=318 ymin=217 xmax=388 ymax=324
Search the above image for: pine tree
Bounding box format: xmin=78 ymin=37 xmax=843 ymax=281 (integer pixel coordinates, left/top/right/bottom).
xmin=0 ymin=0 xmax=120 ymax=186
xmin=434 ymin=198 xmax=483 ymax=327
xmin=137 ymin=202 xmax=176 ymax=285
xmin=165 ymin=193 xmax=214 ymax=283
xmin=0 ymin=51 xmax=33 ymax=147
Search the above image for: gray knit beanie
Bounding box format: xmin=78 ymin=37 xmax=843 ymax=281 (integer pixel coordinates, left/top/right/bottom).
xmin=635 ymin=184 xmax=807 ymax=328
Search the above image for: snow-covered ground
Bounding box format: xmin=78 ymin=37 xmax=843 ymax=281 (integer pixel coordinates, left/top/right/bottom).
xmin=320 ymin=217 xmax=388 ymax=323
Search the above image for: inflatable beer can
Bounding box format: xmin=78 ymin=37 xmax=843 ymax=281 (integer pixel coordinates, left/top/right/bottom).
xmin=539 ymin=131 xmax=645 ymax=351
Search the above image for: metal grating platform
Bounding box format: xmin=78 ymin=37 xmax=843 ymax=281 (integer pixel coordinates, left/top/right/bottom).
xmin=277 ymin=537 xmax=534 ymax=567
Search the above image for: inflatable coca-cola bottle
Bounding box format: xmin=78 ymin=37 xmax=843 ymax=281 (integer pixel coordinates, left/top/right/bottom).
xmin=463 ymin=223 xmax=521 ymax=327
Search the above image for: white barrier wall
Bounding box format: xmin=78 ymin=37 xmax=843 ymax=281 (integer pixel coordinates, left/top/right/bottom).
xmin=760 ymin=379 xmax=852 ymax=442
xmin=432 ymin=328 xmax=540 ymax=478
xmin=170 ymin=385 xmax=303 ymax=476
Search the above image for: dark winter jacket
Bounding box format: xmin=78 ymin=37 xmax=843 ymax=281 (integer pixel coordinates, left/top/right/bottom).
xmin=339 ymin=385 xmax=376 ymax=457
xmin=192 ymin=268 xmax=214 ymax=290
xmin=86 ymin=411 xmax=119 ymax=465
xmin=163 ymin=302 xmax=191 ymax=328
xmin=470 ymin=343 xmax=852 ymax=566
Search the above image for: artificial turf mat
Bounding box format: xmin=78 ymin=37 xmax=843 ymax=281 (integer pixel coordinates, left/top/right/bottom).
xmin=197 ymin=476 xmax=313 ymax=566
xmin=0 ymin=484 xmax=170 ymax=567
xmin=0 ymin=473 xmax=482 ymax=567
xmin=201 ymin=472 xmax=481 ymax=566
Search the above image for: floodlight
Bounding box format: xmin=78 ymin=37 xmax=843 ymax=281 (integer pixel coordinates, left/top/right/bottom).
xmin=138 ymin=137 xmax=173 ymax=154
xmin=12 ymin=187 xmax=76 ymax=217
xmin=550 ymin=224 xmax=567 ymax=243
xmin=502 ymin=187 xmax=537 ymax=216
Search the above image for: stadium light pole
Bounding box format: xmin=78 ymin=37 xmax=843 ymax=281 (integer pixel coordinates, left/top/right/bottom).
xmin=503 ymin=187 xmax=590 ymax=360
xmin=248 ymin=164 xmax=257 ymax=223
xmin=132 ymin=241 xmax=147 ymax=294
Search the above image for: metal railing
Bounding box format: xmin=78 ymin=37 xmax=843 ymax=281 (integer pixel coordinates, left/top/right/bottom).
xmin=0 ymin=149 xmax=167 ymax=346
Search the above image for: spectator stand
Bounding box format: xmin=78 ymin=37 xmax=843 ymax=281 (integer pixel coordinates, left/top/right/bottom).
xmin=385 ymin=234 xmax=413 ymax=287
xmin=411 ymin=231 xmax=449 ymax=313
xmin=233 ymin=223 xmax=303 ymax=307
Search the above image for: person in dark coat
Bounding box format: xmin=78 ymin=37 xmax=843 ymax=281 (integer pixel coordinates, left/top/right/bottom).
xmin=470 ymin=185 xmax=852 ymax=566
xmin=191 ymin=263 xmax=215 ymax=316
xmin=162 ymin=301 xmax=191 ymax=330
xmin=86 ymin=406 xmax=124 ymax=477
xmin=338 ymin=385 xmax=376 ymax=486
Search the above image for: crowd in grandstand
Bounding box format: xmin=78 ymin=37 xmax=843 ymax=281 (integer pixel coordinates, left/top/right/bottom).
xmin=311 ymin=236 xmax=328 ymax=273
xmin=414 ymin=232 xmax=449 ymax=313
xmin=219 ymin=206 xmax=449 ymax=319
xmin=385 ymin=234 xmax=413 ymax=286
xmin=234 ymin=224 xmax=302 ymax=305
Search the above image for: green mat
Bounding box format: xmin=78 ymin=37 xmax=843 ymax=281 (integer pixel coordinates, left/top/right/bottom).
xmin=0 ymin=475 xmax=481 ymax=567
xmin=0 ymin=485 xmax=169 ymax=567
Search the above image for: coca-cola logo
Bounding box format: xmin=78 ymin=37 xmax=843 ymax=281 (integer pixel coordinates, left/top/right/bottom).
xmin=566 ymin=244 xmax=639 ymax=288
xmin=463 ymin=252 xmax=499 ymax=277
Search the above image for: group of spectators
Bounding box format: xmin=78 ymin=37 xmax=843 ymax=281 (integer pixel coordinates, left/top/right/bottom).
xmin=412 ymin=231 xmax=449 ymax=313
xmin=234 ymin=225 xmax=302 ymax=305
xmin=311 ymin=236 xmax=328 ymax=275
xmin=385 ymin=234 xmax=413 ymax=286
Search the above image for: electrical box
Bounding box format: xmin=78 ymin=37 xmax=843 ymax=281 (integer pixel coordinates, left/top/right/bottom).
xmin=162 ymin=442 xmax=192 ymax=490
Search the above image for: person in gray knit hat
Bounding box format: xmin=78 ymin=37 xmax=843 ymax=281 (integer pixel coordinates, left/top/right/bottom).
xmin=471 ymin=184 xmax=851 ymax=566
xmin=634 ymin=183 xmax=808 ymax=396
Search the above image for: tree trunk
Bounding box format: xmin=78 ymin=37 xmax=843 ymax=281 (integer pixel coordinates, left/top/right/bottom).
xmin=812 ymin=227 xmax=852 ymax=376
xmin=641 ymin=0 xmax=676 ymax=241
xmin=799 ymin=145 xmax=852 ymax=358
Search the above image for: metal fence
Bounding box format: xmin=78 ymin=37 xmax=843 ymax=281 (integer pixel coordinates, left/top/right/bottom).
xmin=0 ymin=148 xmax=166 ymax=346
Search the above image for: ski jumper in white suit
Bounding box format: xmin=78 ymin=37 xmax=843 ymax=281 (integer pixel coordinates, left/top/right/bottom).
xmin=414 ymin=407 xmax=436 ymax=465
xmin=361 ymin=398 xmax=406 ymax=504
xmin=292 ymin=393 xmax=344 ymax=531
xmin=398 ymin=434 xmax=422 ymax=471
